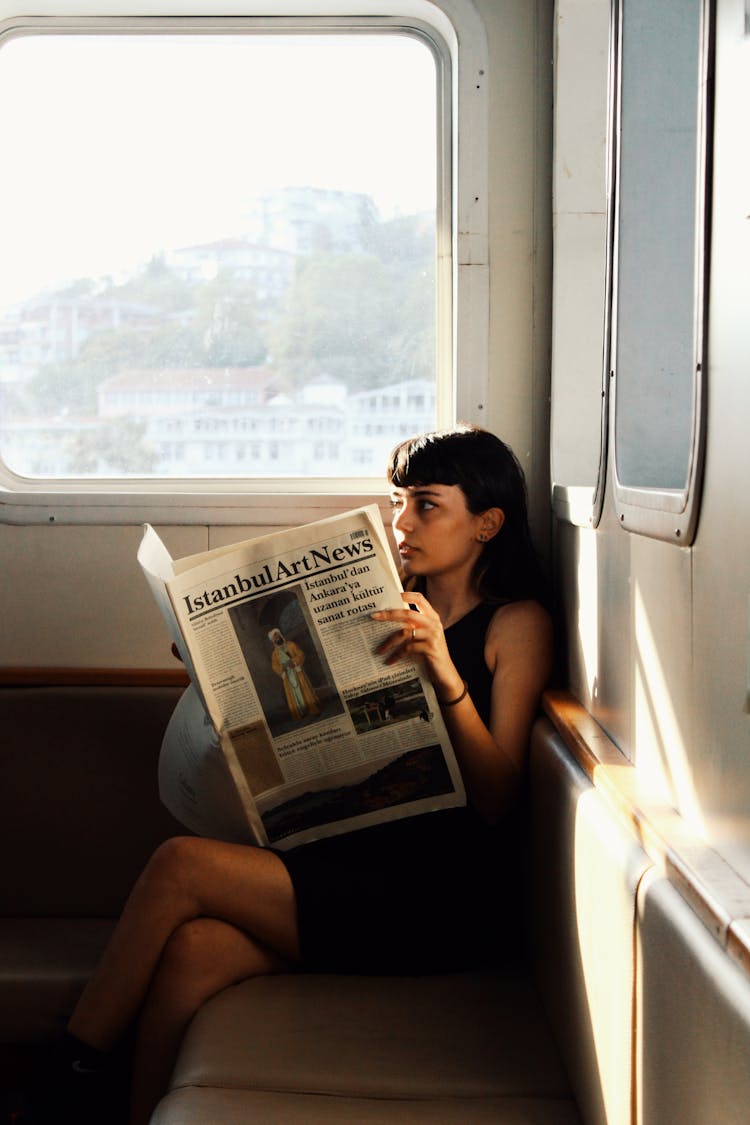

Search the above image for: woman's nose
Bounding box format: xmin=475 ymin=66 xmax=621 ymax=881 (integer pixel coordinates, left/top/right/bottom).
xmin=393 ymin=503 xmax=413 ymax=532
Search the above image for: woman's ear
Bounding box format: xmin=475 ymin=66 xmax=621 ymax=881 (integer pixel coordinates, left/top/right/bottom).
xmin=476 ymin=507 xmax=504 ymax=543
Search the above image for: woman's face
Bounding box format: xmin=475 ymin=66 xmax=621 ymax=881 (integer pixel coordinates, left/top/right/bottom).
xmin=389 ymin=482 xmax=486 ymax=582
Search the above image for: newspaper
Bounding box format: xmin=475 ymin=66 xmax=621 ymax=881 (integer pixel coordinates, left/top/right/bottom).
xmin=139 ymin=506 xmax=466 ymax=851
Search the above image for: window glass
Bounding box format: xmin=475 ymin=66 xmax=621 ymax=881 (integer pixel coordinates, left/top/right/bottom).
xmin=613 ymin=0 xmax=704 ymax=495
xmin=0 ymin=30 xmax=438 ymax=480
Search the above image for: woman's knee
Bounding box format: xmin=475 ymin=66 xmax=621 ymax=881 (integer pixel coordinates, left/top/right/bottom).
xmin=135 ymin=836 xmax=205 ymax=910
xmin=160 ymin=918 xmax=221 ymax=981
xmin=156 ymin=919 xmax=259 ymax=1005
xmin=146 ymin=835 xmax=204 ymax=883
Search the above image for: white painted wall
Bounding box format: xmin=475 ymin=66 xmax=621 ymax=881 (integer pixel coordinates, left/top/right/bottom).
xmin=555 ymin=0 xmax=750 ymax=880
xmin=690 ymin=0 xmax=750 ymax=875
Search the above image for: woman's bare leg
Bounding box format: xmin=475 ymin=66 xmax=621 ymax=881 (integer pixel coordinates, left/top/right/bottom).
xmin=68 ymin=836 xmax=300 ymax=1051
xmin=128 ymin=917 xmax=288 ymax=1125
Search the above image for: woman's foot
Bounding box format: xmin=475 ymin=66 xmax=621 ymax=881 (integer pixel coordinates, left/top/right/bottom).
xmin=34 ymin=1033 xmax=129 ymax=1124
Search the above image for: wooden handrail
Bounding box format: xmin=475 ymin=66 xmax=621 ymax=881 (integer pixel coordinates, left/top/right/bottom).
xmin=542 ymin=689 xmax=750 ymax=976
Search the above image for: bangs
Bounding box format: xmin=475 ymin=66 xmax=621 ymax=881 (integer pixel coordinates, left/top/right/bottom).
xmin=387 ymin=429 xmax=471 ymax=490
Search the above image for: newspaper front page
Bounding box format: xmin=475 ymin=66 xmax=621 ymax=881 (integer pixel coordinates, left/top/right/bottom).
xmin=139 ymin=506 xmax=466 ymax=851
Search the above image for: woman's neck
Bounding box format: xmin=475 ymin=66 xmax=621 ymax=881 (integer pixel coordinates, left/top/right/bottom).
xmin=423 ymin=575 xmax=481 ymax=630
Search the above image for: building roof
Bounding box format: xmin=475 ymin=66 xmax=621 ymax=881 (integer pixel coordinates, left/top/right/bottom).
xmin=98 ymin=366 xmax=283 ymax=393
xmin=168 ymin=238 xmax=295 ymax=259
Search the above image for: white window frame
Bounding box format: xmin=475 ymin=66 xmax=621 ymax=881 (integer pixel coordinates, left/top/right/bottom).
xmin=0 ymin=0 xmax=488 ymax=526
xmin=609 ymin=0 xmax=711 ymax=545
xmin=550 ymin=0 xmax=616 ymax=530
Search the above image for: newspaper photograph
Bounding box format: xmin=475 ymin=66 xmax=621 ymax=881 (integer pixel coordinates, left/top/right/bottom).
xmin=139 ymin=505 xmax=466 ymax=851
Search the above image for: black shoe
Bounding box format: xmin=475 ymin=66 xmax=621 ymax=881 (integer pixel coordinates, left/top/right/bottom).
xmin=0 ymin=1090 xmax=38 ymax=1124
xmin=31 ymin=1043 xmax=127 ymax=1125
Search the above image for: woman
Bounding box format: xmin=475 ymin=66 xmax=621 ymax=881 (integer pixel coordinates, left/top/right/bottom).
xmin=61 ymin=424 xmax=552 ymax=1124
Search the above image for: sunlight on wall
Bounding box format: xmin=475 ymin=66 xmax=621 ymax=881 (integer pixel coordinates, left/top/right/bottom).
xmin=573 ymin=785 xmax=648 ymax=1125
xmin=576 ymin=530 xmax=600 ymax=703
xmin=634 ymin=581 xmax=705 ymax=835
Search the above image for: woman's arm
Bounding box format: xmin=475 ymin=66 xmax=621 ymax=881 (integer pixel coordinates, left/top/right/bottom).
xmin=372 ymin=595 xmax=552 ymax=823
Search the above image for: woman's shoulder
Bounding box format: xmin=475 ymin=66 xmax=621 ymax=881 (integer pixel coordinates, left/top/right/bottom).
xmin=487 ymin=596 xmax=551 ymax=625
xmin=484 ymin=598 xmax=553 ymax=669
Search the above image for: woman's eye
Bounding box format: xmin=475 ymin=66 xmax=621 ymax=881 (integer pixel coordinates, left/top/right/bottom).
xmin=419 ymin=499 xmax=436 ymax=511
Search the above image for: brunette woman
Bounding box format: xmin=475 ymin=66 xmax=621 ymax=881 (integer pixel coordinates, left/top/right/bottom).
xmin=61 ymin=424 xmax=552 ymax=1124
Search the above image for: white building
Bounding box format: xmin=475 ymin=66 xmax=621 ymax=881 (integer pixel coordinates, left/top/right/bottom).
xmin=164 ymin=239 xmax=295 ymax=302
xmin=247 ymin=187 xmax=378 ymax=256
xmin=0 ymin=368 xmax=437 ymax=478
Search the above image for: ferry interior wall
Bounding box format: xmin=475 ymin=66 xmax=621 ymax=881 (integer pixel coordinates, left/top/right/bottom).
xmin=1 ymin=0 xmax=750 ymax=1122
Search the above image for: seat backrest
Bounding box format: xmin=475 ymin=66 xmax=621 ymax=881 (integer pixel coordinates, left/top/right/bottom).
xmin=0 ymin=685 xmax=185 ymax=916
xmin=636 ymin=867 xmax=750 ymax=1125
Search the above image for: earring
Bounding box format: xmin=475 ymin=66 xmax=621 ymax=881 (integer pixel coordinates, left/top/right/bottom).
xmin=478 ymin=533 xmax=487 ymax=542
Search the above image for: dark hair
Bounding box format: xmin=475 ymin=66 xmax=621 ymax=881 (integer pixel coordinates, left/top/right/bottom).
xmin=386 ymin=424 xmax=547 ymax=605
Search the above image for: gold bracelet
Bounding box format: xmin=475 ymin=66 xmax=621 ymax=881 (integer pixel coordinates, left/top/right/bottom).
xmin=438 ymin=679 xmax=468 ymax=707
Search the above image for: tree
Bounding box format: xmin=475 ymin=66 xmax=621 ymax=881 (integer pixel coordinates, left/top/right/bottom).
xmin=113 ymin=255 xmax=194 ymax=312
xmin=26 ymin=322 xmax=199 ymax=416
xmin=65 ymin=418 xmax=158 ymax=475
xmin=271 ymin=213 xmax=436 ymax=390
xmin=271 ymin=254 xmax=396 ymax=389
xmin=384 ymin=255 xmax=435 ymax=382
xmin=192 ymin=274 xmax=267 ymax=367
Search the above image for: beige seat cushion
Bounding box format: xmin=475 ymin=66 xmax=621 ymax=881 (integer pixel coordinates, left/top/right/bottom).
xmin=153 ymin=1087 xmax=584 ymax=1124
xmin=170 ymin=970 xmax=574 ymax=1100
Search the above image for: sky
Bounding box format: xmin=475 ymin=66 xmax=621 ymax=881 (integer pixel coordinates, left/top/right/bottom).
xmin=0 ymin=31 xmax=437 ymax=307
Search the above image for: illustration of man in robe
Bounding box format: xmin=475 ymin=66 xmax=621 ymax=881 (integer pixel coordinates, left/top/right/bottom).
xmin=268 ymin=628 xmax=321 ymax=720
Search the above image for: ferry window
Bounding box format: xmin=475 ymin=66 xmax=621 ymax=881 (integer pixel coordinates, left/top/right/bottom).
xmin=611 ymin=0 xmax=709 ymax=542
xmin=0 ymin=25 xmax=443 ymax=486
xmin=550 ymin=0 xmax=614 ymax=528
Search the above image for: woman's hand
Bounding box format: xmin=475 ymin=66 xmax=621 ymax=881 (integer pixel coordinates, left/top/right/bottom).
xmin=371 ymin=592 xmax=465 ymax=704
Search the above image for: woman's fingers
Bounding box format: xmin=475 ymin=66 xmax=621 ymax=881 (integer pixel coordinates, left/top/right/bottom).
xmin=370 ymin=592 xmax=464 ymax=705
xmin=371 ymin=594 xmax=443 ymax=665
xmin=371 ymin=613 xmax=417 ymax=661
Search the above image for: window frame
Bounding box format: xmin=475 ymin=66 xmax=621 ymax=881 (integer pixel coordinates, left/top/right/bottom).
xmin=608 ymin=0 xmax=712 ymax=545
xmin=550 ymin=0 xmax=618 ymax=530
xmin=0 ymin=2 xmax=489 ymax=525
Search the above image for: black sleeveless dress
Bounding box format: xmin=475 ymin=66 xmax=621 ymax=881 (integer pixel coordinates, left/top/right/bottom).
xmin=278 ymin=603 xmax=519 ymax=974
